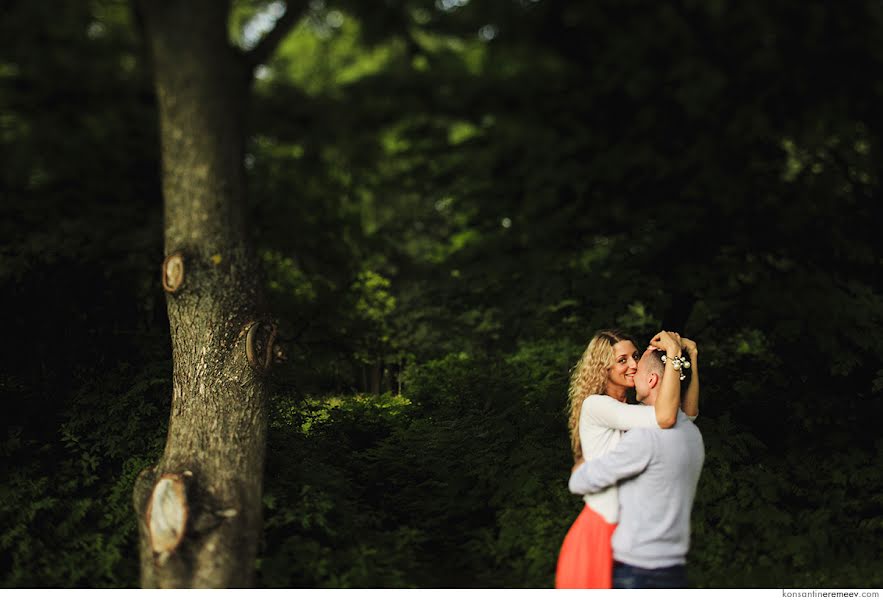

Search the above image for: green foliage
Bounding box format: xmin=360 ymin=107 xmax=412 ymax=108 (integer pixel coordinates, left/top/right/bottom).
xmin=0 ymin=363 xmax=169 ymax=587
xmin=691 ymin=419 xmax=883 ymax=588
xmin=259 ymin=393 xmax=426 ymax=587
xmin=4 ymin=0 xmax=883 ymax=589
xmin=258 ymin=354 xmax=576 ymax=588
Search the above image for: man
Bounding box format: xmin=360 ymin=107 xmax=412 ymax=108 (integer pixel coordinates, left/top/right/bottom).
xmin=568 ymin=346 xmax=705 ymax=588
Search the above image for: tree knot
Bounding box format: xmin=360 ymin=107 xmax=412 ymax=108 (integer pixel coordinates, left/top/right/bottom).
xmin=146 ymin=472 xmax=192 ymax=562
xmin=162 ymin=252 xmax=185 ymax=293
xmin=243 ymin=320 xmax=277 ymax=374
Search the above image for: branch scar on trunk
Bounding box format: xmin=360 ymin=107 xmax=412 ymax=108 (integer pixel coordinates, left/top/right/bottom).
xmin=162 ymin=252 xmax=185 ymax=292
xmin=244 ymin=320 xmax=277 ymax=373
xmin=147 ymin=473 xmax=191 ymax=561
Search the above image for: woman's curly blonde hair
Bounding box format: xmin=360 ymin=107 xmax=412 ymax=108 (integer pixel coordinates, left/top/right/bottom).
xmin=567 ymin=329 xmax=633 ymax=461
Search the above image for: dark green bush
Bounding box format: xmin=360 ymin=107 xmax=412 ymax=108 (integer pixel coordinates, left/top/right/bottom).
xmin=0 ymin=362 xmax=169 ymax=587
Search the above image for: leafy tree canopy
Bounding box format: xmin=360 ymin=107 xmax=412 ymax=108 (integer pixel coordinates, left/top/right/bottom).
xmin=1 ymin=0 xmax=881 ymax=588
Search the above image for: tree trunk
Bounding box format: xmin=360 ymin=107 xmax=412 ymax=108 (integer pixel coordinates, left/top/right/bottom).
xmin=132 ymin=0 xmax=278 ymax=588
xmin=370 ymin=362 xmax=382 ymax=395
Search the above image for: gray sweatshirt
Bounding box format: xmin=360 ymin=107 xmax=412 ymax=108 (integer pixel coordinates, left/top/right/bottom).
xmin=568 ymin=410 xmax=705 ymax=569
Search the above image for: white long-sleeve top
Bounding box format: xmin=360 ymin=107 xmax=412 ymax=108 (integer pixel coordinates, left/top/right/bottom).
xmin=578 ymin=394 xmax=661 ymax=524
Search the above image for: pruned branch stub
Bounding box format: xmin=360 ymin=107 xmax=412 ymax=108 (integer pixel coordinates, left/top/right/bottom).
xmin=146 ymin=473 xmax=189 ymax=556
xmin=245 ymin=320 xmax=277 ymax=373
xmin=162 ymin=252 xmax=185 ymax=293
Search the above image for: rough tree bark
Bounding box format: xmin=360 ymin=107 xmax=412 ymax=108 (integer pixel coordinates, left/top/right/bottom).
xmin=131 ymin=0 xmax=303 ymax=588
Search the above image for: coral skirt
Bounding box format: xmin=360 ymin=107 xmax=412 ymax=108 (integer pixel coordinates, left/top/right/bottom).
xmin=555 ymin=504 xmax=617 ymax=589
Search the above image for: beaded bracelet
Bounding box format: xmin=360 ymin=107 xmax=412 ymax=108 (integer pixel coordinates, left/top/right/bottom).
xmin=660 ymin=354 xmax=691 ymax=381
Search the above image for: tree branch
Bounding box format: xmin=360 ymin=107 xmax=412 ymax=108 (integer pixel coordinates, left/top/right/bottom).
xmin=246 ymin=0 xmax=310 ymax=69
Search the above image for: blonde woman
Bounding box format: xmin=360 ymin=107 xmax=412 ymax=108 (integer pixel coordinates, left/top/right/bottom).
xmin=555 ymin=329 xmax=699 ymax=588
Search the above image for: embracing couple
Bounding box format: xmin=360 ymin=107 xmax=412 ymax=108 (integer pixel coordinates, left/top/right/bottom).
xmin=555 ymin=329 xmax=704 ymax=589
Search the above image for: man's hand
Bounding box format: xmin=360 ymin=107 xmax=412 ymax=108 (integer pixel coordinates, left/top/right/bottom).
xmin=649 ymin=330 xmax=682 ymax=356
xmin=571 ymin=457 xmax=586 ymax=473
xmin=681 ymin=337 xmax=698 ymax=359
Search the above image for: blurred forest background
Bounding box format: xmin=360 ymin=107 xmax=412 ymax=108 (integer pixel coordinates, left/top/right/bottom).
xmin=2 ymin=0 xmax=883 ymax=588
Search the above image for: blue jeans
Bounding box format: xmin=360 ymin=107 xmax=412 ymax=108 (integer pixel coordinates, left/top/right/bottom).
xmin=613 ymin=561 xmax=688 ymax=589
